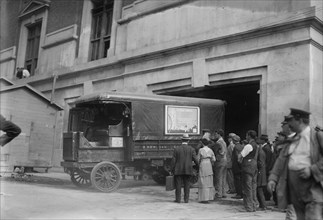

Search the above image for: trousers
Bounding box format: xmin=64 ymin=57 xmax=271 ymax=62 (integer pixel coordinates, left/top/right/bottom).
xmin=288 ymin=170 xmax=323 ymax=220
xmin=242 ymin=171 xmax=258 ymax=211
xmin=174 ymin=175 xmax=191 ymax=203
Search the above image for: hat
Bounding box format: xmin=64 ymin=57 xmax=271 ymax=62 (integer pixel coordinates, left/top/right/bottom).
xmin=232 ymin=135 xmax=240 ymax=143
xmin=260 ymin=134 xmax=268 ymax=141
xmin=285 ymin=108 xmax=310 ymax=121
xmin=228 ymin=133 xmax=236 ymax=138
xmin=181 ymin=134 xmax=191 ymax=140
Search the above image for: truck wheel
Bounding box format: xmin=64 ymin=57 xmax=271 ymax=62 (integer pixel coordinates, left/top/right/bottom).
xmin=70 ymin=168 xmax=91 ymax=188
xmin=90 ymin=161 xmax=122 ymax=193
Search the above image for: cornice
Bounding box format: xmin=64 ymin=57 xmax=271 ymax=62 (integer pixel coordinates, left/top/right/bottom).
xmin=22 ymin=16 xmax=322 ymax=89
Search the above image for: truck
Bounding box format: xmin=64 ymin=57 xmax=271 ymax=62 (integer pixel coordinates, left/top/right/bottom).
xmin=61 ymin=91 xmax=225 ymax=192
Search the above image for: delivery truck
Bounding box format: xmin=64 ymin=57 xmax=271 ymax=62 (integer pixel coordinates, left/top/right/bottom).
xmin=61 ymin=91 xmax=225 ymax=192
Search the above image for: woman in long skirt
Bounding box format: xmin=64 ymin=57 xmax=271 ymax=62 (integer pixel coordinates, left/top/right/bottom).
xmin=198 ymin=138 xmax=216 ymax=203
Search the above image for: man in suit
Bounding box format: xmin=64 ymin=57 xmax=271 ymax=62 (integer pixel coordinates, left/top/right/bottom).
xmin=0 ymin=114 xmax=21 ymax=146
xmin=259 ymin=134 xmax=274 ymax=201
xmin=211 ymin=129 xmax=227 ymax=198
xmin=268 ymin=108 xmax=323 ymax=220
xmin=171 ymin=134 xmax=199 ymax=203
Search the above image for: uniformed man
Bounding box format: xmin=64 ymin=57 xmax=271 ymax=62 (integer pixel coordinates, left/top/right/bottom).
xmin=268 ymin=108 xmax=323 ymax=220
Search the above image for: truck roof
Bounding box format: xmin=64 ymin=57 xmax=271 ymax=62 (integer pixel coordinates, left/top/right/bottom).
xmin=74 ymin=91 xmax=225 ymax=106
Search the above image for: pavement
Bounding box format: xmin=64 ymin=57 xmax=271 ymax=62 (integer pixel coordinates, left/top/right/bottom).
xmin=0 ymin=168 xmax=286 ymax=220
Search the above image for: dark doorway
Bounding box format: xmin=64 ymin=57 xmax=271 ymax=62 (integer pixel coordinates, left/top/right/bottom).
xmin=166 ymin=81 xmax=260 ymax=140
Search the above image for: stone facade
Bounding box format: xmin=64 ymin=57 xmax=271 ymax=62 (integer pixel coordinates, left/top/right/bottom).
xmin=0 ymin=0 xmax=322 ymax=166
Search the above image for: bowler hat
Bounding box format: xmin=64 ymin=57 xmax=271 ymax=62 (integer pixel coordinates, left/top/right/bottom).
xmin=285 ymin=108 xmax=310 ymax=121
xmin=181 ymin=133 xmax=191 ymax=140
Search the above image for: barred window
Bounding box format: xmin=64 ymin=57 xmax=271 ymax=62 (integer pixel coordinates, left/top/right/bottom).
xmin=90 ymin=0 xmax=113 ymax=61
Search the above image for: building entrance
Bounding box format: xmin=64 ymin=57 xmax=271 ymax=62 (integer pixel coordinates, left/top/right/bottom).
xmin=168 ymin=81 xmax=260 ymax=140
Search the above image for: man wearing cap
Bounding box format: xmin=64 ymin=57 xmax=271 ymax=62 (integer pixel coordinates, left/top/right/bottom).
xmin=171 ymin=134 xmax=199 ymax=203
xmin=268 ymin=108 xmax=323 ymax=220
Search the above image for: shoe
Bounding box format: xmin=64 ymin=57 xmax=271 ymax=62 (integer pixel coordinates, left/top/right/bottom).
xmin=232 ymin=195 xmax=243 ymax=199
xmin=199 ymin=201 xmax=209 ymax=204
xmin=173 ymin=200 xmax=181 ymax=203
xmin=184 ymin=201 xmax=189 ymax=203
xmin=222 ymin=195 xmax=227 ymax=198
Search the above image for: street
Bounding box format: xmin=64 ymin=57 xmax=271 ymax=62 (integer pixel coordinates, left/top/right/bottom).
xmin=0 ymin=172 xmax=284 ymax=220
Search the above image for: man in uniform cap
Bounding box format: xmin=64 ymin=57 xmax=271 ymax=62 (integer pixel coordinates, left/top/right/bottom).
xmin=268 ymin=108 xmax=323 ymax=220
xmin=171 ymin=134 xmax=199 ymax=203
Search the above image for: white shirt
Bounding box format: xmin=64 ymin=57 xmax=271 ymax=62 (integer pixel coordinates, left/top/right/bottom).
xmin=288 ymin=126 xmax=311 ymax=170
xmin=240 ymin=144 xmax=253 ymax=158
xmin=22 ymin=69 xmax=30 ymax=78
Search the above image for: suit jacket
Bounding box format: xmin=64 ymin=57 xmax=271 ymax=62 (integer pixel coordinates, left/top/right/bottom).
xmin=171 ymin=143 xmax=199 ymax=175
xmin=268 ymin=128 xmax=323 ymax=209
xmin=262 ymin=143 xmax=275 ymax=175
xmin=257 ymin=147 xmax=267 ymax=186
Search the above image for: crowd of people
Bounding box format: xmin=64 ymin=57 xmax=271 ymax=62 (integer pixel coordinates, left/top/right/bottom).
xmin=171 ymin=108 xmax=323 ymax=220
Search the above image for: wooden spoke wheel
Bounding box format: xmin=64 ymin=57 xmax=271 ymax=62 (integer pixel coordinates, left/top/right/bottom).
xmin=70 ymin=168 xmax=91 ymax=188
xmin=90 ymin=161 xmax=122 ymax=193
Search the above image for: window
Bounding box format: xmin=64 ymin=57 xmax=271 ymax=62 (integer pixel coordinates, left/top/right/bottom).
xmin=25 ymin=21 xmax=42 ymax=75
xmin=90 ymin=0 xmax=113 ymax=61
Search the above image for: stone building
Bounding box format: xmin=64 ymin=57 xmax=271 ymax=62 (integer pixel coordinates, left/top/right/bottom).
xmin=0 ymin=0 xmax=322 ymax=166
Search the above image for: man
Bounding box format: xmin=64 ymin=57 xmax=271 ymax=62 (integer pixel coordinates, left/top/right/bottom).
xmin=211 ymin=129 xmax=227 ymax=198
xmin=232 ymin=134 xmax=244 ymax=199
xmin=239 ymin=130 xmax=258 ymax=212
xmin=194 ymin=129 xmax=213 ymax=155
xmin=226 ymin=133 xmax=236 ymax=194
xmin=268 ymin=108 xmax=323 ymax=220
xmin=171 ymin=134 xmax=199 ymax=203
xmin=256 ymin=137 xmax=267 ymax=211
xmin=259 ymin=134 xmax=274 ymax=201
xmin=0 ymin=114 xmax=21 ymax=146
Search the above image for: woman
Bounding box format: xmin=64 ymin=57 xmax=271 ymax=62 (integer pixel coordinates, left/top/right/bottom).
xmin=197 ymin=138 xmax=216 ymax=203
